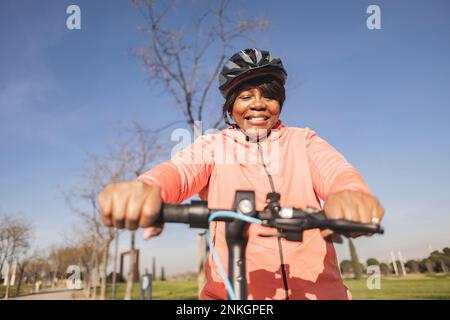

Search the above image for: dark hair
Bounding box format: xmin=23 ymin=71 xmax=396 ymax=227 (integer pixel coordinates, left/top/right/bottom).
xmin=222 ymin=77 xmax=286 ymax=126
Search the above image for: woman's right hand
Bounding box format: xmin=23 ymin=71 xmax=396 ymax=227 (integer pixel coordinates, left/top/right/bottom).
xmin=98 ymin=180 xmax=164 ymax=239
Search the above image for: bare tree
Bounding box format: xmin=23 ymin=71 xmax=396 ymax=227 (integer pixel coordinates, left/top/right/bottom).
xmin=115 ymin=123 xmax=166 ymax=300
xmin=0 ymin=215 xmax=33 ymax=299
xmin=63 ymin=170 xmax=114 ymax=299
xmin=14 ymin=250 xmax=36 ymax=297
xmin=0 ymin=215 xmax=18 ymax=276
xmin=0 ymin=215 xmax=9 ymax=274
xmin=132 ymin=0 xmax=268 ymax=131
xmin=132 ymin=0 xmax=269 ymax=295
xmin=73 ymin=236 xmax=101 ymax=298
xmin=23 ymin=253 xmax=51 ymax=288
xmin=63 ymin=122 xmax=165 ymax=300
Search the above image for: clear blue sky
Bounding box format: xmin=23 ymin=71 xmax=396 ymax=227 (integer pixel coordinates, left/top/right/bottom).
xmin=1 ymin=0 xmax=449 ymax=275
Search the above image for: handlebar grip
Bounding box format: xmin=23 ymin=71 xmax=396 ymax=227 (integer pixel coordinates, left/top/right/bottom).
xmin=156 ymin=203 xmax=190 ymax=224
xmin=313 ymin=219 xmax=384 ymax=234
xmin=155 ymin=201 xmax=210 ymax=228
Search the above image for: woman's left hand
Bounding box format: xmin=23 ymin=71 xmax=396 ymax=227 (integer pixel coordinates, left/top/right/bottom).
xmin=321 ymin=190 xmax=385 ymax=241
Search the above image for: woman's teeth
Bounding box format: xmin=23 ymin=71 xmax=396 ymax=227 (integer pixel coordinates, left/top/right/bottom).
xmin=245 ymin=117 xmax=268 ymax=121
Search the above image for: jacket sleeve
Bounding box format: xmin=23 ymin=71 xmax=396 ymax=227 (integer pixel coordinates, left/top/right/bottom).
xmin=137 ymin=134 xmax=216 ymax=203
xmin=305 ymin=128 xmax=371 ymax=201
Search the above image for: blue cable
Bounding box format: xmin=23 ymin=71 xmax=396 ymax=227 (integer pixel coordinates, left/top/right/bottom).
xmin=206 ymin=211 xmax=262 ymax=300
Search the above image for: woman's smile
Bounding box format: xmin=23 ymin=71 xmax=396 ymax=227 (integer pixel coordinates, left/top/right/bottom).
xmin=244 ymin=114 xmax=270 ymax=125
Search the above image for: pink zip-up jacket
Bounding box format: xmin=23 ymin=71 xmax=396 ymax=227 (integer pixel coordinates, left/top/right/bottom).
xmin=137 ymin=121 xmax=371 ymax=300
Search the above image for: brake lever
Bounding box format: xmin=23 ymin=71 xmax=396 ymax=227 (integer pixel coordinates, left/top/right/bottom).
xmin=259 ymin=208 xmax=384 ymax=241
xmin=304 ymin=213 xmax=384 ymax=234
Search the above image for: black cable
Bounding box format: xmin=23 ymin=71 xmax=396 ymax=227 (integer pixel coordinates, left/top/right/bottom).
xmin=256 ymin=142 xmax=274 ymax=192
xmin=277 ymin=235 xmax=290 ymax=300
xmin=257 ymin=141 xmax=290 ymax=300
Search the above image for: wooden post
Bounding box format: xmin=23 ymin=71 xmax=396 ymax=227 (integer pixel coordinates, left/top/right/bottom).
xmin=397 ymin=251 xmax=407 ymax=276
xmin=125 ymin=231 xmax=136 ymax=300
xmin=390 ymin=251 xmax=399 ymax=276
xmin=111 ymin=229 xmax=119 ymax=300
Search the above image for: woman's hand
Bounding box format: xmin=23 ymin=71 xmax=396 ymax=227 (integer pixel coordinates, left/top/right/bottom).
xmin=321 ymin=190 xmax=384 ymax=241
xmin=98 ymin=180 xmax=164 ymax=240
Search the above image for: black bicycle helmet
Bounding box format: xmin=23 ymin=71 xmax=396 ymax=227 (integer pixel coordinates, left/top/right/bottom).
xmin=218 ymin=48 xmax=287 ymax=98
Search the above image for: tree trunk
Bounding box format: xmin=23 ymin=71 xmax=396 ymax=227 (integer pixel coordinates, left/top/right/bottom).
xmin=86 ymin=251 xmax=97 ymax=299
xmin=0 ymin=259 xmax=5 ymax=279
xmin=92 ymin=253 xmax=99 ymax=300
xmin=125 ymin=231 xmax=136 ymax=300
xmin=4 ymin=265 xmax=11 ymax=300
xmin=152 ymin=256 xmax=156 ymax=281
xmin=100 ymin=239 xmax=112 ymax=300
xmin=88 ymin=273 xmax=93 ymax=299
xmin=111 ymin=230 xmax=119 ymax=300
xmin=4 ymin=259 xmax=15 ymax=300
xmin=51 ymin=268 xmax=57 ymax=289
xmin=160 ymin=266 xmax=166 ymax=281
xmin=82 ymin=266 xmax=90 ymax=297
xmin=15 ymin=265 xmax=25 ymax=297
xmin=425 ymin=260 xmax=434 ymax=273
xmin=348 ymin=239 xmax=362 ymax=279
xmin=4 ymin=283 xmax=10 ymax=300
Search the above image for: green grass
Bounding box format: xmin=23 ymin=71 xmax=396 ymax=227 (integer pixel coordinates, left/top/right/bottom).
xmin=104 ymin=280 xmax=198 ymax=300
xmin=0 ymin=284 xmax=41 ymax=299
xmin=344 ymin=274 xmax=450 ymax=300
xmin=91 ymin=274 xmax=450 ymax=300
xmin=3 ymin=275 xmax=449 ymax=299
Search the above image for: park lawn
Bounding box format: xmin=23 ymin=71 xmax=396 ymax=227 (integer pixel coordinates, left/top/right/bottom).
xmin=107 ymin=280 xmax=198 ymax=300
xmin=103 ymin=274 xmax=450 ymax=300
xmin=0 ymin=284 xmax=38 ymax=299
xmin=344 ymin=274 xmax=450 ymax=300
